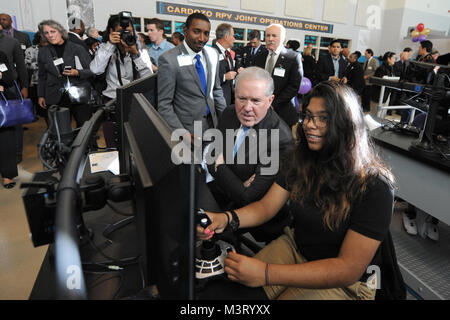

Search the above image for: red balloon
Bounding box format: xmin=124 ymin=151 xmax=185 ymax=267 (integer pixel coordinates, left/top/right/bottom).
xmin=417 ymin=23 xmax=424 ymax=32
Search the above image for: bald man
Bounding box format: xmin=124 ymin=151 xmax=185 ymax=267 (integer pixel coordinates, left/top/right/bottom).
xmin=253 ymin=24 xmax=303 ymax=127
xmin=0 ymin=13 xmax=31 ymax=53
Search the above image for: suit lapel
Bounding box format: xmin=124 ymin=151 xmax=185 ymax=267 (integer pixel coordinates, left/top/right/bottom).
xmin=180 ymin=45 xmax=205 ymax=95
xmin=203 ymin=47 xmax=214 ymax=99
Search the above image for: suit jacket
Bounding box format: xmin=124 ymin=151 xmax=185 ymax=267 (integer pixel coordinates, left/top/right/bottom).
xmin=343 ymin=61 xmax=365 ymax=95
xmin=157 ymin=43 xmax=227 ymax=133
xmin=12 ymin=29 xmax=31 ymax=52
xmin=37 ymin=41 xmax=94 ymax=105
xmin=212 ymin=43 xmax=234 ymax=107
xmin=0 ymin=51 xmax=15 ymax=87
xmin=0 ymin=33 xmax=28 ymax=88
xmin=68 ymin=32 xmax=90 ymax=53
xmin=254 ymin=47 xmax=302 ymax=127
xmin=316 ymin=53 xmax=347 ymax=82
xmin=208 ymin=106 xmax=293 ymax=207
xmin=363 ymin=57 xmax=379 ymax=85
xmin=242 ymin=44 xmax=268 ymax=68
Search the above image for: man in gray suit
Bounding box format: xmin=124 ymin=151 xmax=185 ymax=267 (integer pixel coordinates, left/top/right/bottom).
xmin=361 ymin=48 xmax=378 ymax=112
xmin=157 ymin=12 xmax=226 ymax=139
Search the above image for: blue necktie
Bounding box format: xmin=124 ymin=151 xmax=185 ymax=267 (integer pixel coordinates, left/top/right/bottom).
xmin=195 ymin=54 xmax=210 ymax=115
xmin=233 ymin=127 xmax=249 ymax=158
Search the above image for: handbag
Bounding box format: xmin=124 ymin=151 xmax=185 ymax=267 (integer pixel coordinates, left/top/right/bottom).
xmin=0 ymin=81 xmax=36 ymax=128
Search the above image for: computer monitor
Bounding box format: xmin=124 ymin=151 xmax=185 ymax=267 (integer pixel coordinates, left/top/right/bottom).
xmin=116 ymin=74 xmax=158 ymax=174
xmin=124 ymin=93 xmax=196 ymax=299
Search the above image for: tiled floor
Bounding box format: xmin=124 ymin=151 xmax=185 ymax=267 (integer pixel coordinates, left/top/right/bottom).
xmin=0 ymin=118 xmax=49 ymax=299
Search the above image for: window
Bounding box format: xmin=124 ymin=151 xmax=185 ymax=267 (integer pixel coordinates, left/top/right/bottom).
xmin=143 ymin=18 xmax=172 ymax=34
xmin=304 ymin=35 xmax=318 ymax=47
xmin=247 ymin=29 xmax=265 ymax=41
xmin=132 ymin=17 xmax=142 ymax=32
xmin=234 ymin=28 xmax=245 ymax=41
xmin=304 ymin=34 xmax=351 ymax=61
xmin=320 ymin=37 xmax=334 ymax=48
xmin=174 ymin=22 xmax=185 ymax=35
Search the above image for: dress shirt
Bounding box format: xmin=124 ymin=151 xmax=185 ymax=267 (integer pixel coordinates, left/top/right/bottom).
xmin=182 ymin=40 xmax=208 ymax=84
xmin=149 ymin=39 xmax=175 ymax=66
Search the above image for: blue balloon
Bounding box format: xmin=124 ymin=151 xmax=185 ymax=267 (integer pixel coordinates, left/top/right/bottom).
xmin=299 ymin=77 xmax=312 ymax=94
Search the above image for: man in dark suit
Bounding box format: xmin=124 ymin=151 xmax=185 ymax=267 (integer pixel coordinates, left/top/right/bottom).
xmin=0 ymin=13 xmax=31 ymax=54
xmin=253 ymin=24 xmax=302 ymax=127
xmin=316 ymin=39 xmax=347 ymax=83
xmin=212 ymin=23 xmax=237 ymax=107
xmin=342 ymin=52 xmax=365 ymax=97
xmin=203 ymin=67 xmax=293 ymax=242
xmin=393 ymin=47 xmax=412 ymax=78
xmin=67 ymin=18 xmax=90 ymax=53
xmin=241 ymin=30 xmax=267 ymax=68
xmin=0 ymin=16 xmax=29 ymax=163
xmin=158 ymin=12 xmax=227 ymax=137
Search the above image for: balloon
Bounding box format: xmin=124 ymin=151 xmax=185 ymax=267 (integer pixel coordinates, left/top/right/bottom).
xmin=299 ymin=77 xmax=312 ymax=95
xmin=417 ymin=23 xmax=424 ymax=32
xmin=412 ymin=37 xmax=419 ymax=42
xmin=423 ymin=28 xmax=430 ymax=36
xmin=418 ymin=34 xmax=426 ymax=42
xmin=411 ymin=30 xmax=420 ymax=38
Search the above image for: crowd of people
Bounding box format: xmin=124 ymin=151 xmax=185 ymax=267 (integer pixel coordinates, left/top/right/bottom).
xmin=0 ymin=10 xmax=447 ymax=300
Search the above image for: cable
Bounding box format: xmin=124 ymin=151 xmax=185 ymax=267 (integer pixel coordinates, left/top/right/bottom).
xmin=86 ymin=235 xmax=141 ymax=267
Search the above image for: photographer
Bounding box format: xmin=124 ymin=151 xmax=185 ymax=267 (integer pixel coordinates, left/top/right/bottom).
xmin=90 ymin=12 xmax=153 ymax=147
xmin=90 ymin=13 xmax=153 ymax=101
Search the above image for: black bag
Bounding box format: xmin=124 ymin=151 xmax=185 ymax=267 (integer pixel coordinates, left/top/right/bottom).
xmin=375 ymin=231 xmax=407 ymax=300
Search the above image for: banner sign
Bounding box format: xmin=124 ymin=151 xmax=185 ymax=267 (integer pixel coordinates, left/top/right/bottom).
xmin=156 ymin=1 xmax=333 ymax=34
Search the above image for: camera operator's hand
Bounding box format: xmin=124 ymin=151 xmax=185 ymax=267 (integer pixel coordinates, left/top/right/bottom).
xmin=121 ymin=40 xmax=139 ymax=56
xmin=109 ymin=31 xmax=121 ymax=45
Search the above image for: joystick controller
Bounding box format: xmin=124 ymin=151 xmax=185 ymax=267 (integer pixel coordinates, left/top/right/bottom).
xmin=195 ymin=209 xmax=234 ymax=280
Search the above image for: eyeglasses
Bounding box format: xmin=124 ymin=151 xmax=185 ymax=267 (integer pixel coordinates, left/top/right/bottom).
xmin=300 ymin=112 xmax=328 ymax=128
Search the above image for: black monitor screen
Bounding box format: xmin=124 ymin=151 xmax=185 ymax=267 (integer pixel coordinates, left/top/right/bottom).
xmin=124 ymin=93 xmax=196 ymax=299
xmin=116 ymin=74 xmax=157 ymax=174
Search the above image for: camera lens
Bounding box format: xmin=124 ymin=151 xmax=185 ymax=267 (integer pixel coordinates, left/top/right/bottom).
xmin=120 ymin=30 xmax=136 ymax=46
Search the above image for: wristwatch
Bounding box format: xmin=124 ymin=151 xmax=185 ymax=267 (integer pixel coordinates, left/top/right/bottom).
xmin=226 ymin=210 xmax=240 ymax=232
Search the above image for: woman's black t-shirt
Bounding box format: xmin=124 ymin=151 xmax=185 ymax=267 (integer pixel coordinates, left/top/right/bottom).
xmin=276 ymin=173 xmax=394 ymax=277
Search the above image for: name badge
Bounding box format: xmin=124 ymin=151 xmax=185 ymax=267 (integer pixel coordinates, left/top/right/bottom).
xmin=0 ymin=63 xmax=7 ymax=72
xmin=21 ymin=45 xmax=26 ymax=50
xmin=177 ymin=55 xmax=193 ymax=67
xmin=53 ymin=58 xmax=64 ymax=66
xmin=273 ymin=67 xmax=285 ymax=77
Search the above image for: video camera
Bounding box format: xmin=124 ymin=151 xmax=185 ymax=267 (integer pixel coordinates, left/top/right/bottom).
xmin=118 ymin=11 xmax=136 ymax=47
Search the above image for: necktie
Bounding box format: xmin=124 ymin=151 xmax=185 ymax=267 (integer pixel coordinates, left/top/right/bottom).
xmin=225 ymin=50 xmax=233 ymax=69
xmin=252 ymin=48 xmax=256 ymax=56
xmin=195 ymin=54 xmax=210 ymax=115
xmin=266 ymin=52 xmax=276 ymax=74
xmin=233 ymin=126 xmax=249 ymax=158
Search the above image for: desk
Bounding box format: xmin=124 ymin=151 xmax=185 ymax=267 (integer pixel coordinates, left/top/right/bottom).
xmin=371 ymin=128 xmax=450 ymax=300
xmin=371 ymin=128 xmax=450 ymax=225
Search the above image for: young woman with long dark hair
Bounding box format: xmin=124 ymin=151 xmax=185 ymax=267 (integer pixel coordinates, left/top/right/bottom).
xmin=197 ymin=81 xmax=396 ymax=300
